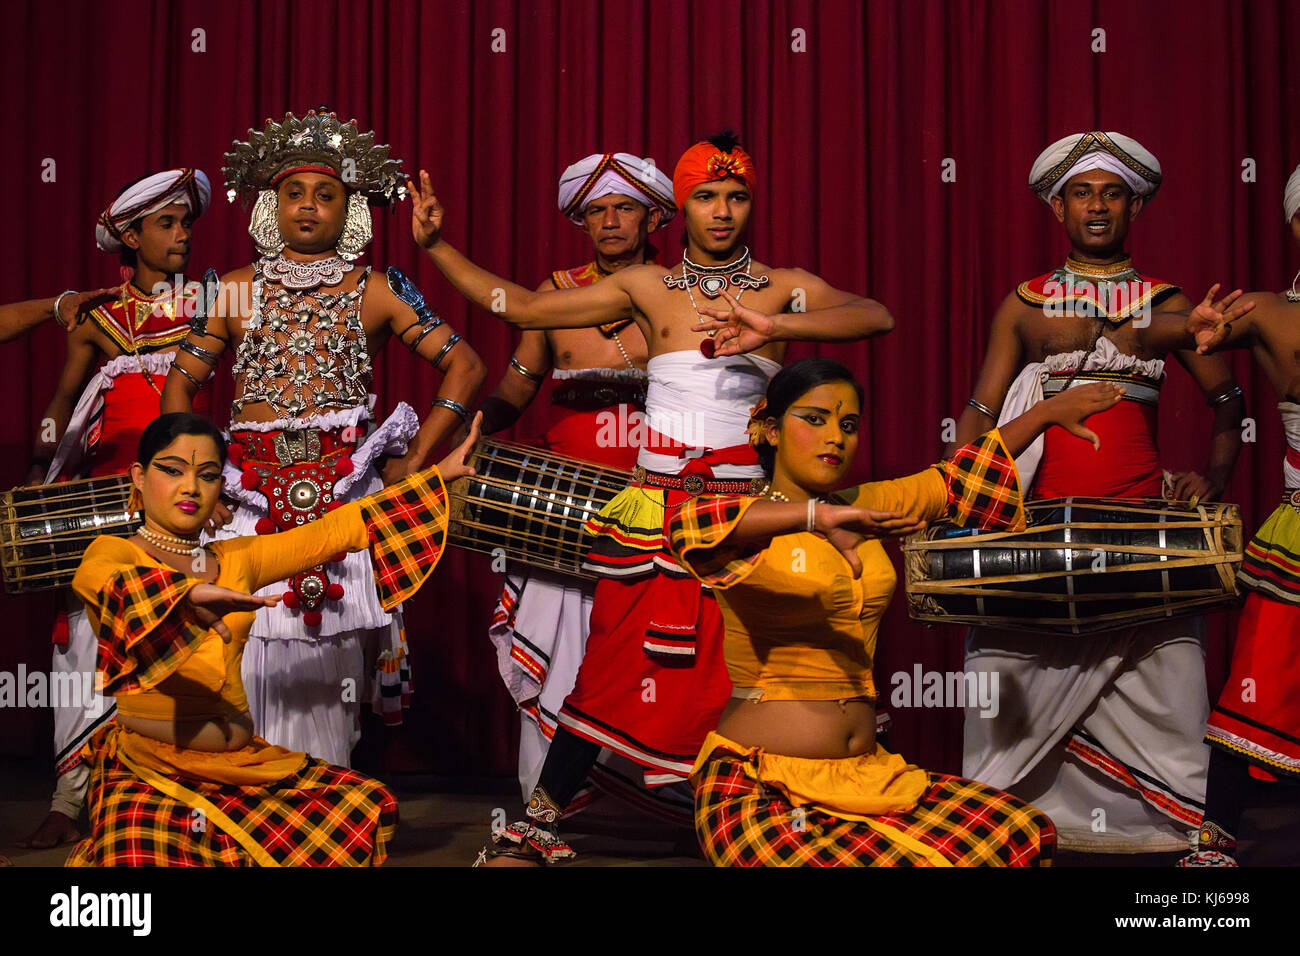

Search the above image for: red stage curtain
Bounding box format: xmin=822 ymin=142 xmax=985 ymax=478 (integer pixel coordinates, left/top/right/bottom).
xmin=1 ymin=0 xmax=1297 ymax=777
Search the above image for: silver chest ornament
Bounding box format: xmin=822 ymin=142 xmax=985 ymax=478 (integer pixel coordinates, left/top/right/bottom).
xmin=229 ymin=430 xmax=358 ymax=627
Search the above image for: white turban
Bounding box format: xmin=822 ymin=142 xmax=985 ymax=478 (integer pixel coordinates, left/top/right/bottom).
xmin=557 ymin=152 xmax=675 ymax=225
xmin=1029 ymin=132 xmax=1161 ymax=205
xmin=96 ymin=168 xmax=211 ymax=252
xmin=1284 ymin=164 xmax=1300 ymax=224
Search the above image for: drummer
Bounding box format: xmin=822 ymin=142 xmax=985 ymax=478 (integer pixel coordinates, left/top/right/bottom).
xmin=19 ymin=169 xmax=215 ymax=852
xmin=410 ymin=131 xmax=895 ymax=863
xmin=947 ymin=131 xmax=1245 ymax=854
xmin=474 ymin=151 xmax=695 ymax=821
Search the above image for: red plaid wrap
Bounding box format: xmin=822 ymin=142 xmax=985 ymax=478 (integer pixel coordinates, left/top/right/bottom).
xmin=90 ymin=563 xmax=204 ymax=696
xmin=358 ymin=467 xmax=450 ymax=610
xmin=694 ymin=750 xmax=1055 ymax=867
xmin=936 ymin=428 xmax=1026 ymax=531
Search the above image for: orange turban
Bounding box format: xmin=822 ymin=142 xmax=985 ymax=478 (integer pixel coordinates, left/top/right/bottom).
xmin=672 ymin=141 xmax=757 ymax=211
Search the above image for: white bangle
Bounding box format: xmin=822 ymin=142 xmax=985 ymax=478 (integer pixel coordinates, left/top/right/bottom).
xmin=806 ymin=498 xmax=816 ymax=533
xmin=52 ymin=290 xmax=77 ymax=329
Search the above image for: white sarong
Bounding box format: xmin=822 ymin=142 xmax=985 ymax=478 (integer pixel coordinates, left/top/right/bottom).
xmin=213 ymin=398 xmax=418 ymax=766
xmin=965 ymin=341 xmax=1206 ymax=852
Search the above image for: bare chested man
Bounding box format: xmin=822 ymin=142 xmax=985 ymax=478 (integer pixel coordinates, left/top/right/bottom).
xmin=951 ymin=131 xmax=1244 ymax=854
xmin=162 ymin=109 xmax=484 ymax=766
xmin=412 ymin=131 xmax=894 ymax=863
xmin=478 ymin=152 xmax=701 ymax=821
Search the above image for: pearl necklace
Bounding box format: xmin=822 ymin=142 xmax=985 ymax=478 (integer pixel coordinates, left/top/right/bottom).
xmin=137 ymin=524 xmax=205 ymax=557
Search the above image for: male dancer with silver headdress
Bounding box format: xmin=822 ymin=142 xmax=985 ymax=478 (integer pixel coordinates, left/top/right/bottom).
xmin=163 ymin=109 xmax=484 ymax=765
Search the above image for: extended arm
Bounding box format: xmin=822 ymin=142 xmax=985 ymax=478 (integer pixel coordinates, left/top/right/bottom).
xmin=0 ymin=288 xmax=118 ymax=342
xmin=375 ymin=273 xmax=487 ymax=474
xmin=691 ymin=271 xmax=893 ymax=357
xmin=1170 ymin=347 xmax=1244 ymax=501
xmin=410 ymin=170 xmax=638 ymax=330
xmin=479 ymin=325 xmax=554 ymax=435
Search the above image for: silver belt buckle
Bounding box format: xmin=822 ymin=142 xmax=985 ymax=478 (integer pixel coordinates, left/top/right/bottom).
xmin=273 ymin=427 xmax=323 ymax=465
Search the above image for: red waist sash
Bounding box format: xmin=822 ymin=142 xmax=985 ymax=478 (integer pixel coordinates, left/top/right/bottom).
xmin=1031 ymin=400 xmax=1162 ymax=499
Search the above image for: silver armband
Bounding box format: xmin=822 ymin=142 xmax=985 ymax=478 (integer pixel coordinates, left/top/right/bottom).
xmin=179 ymin=340 xmax=222 ymax=367
xmin=1208 ymin=385 xmax=1243 ymax=408
xmin=431 ymin=332 xmax=462 ymax=370
xmin=432 ymin=397 xmax=469 ymax=422
xmin=171 ymin=359 xmax=212 ymax=389
xmin=510 ymin=356 xmax=545 ymax=383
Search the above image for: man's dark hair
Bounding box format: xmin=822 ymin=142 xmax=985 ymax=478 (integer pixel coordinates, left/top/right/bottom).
xmin=705 ymin=129 xmax=742 ymax=152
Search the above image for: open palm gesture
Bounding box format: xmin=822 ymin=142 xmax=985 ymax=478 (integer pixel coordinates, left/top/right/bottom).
xmin=1188 ymin=283 xmax=1255 ymax=354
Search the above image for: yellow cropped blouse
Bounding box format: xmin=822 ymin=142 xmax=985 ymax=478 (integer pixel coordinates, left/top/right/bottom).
xmin=669 ymin=430 xmax=1025 ymax=703
xmin=71 ymin=468 xmax=449 ymax=724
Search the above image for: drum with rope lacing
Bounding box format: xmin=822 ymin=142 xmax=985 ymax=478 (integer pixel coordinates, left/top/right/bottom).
xmin=903 ymin=497 xmax=1243 ymax=635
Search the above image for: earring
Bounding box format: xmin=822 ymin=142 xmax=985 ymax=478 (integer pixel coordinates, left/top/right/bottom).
xmin=336 ymin=192 xmax=373 ymax=261
xmin=127 ymin=485 xmax=143 ymax=514
xmin=249 ymin=189 xmax=285 ymax=257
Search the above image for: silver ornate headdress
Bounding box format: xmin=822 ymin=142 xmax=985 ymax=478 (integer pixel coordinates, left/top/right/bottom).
xmin=222 ymin=108 xmax=408 ymax=207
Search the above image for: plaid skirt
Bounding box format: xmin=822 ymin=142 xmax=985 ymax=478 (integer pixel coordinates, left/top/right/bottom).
xmin=695 ymin=753 xmax=1055 ymax=867
xmin=68 ymin=729 xmax=398 ymax=867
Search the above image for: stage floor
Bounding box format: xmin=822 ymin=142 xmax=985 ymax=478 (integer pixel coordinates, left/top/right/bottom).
xmin=1 ymin=756 xmax=1227 ymax=867
xmin=0 ymin=756 xmax=705 ymax=867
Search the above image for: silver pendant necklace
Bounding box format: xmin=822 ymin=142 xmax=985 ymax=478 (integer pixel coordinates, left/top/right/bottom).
xmin=664 ymin=246 xmax=770 ymax=299
xmin=665 ymin=246 xmax=770 ymax=356
xmin=264 ymin=253 xmax=355 ymax=291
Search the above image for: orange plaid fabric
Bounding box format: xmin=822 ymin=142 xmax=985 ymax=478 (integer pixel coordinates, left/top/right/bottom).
xmin=936 ymin=428 xmax=1026 ymax=531
xmin=86 ymin=556 xmax=206 ymax=695
xmin=69 ymin=725 xmax=397 ymax=867
xmin=694 ymin=749 xmax=1055 ymax=867
xmin=667 ymin=495 xmax=760 ymax=587
xmin=359 ymin=466 xmax=450 ymax=610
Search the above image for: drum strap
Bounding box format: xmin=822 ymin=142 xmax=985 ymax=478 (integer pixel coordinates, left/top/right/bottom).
xmin=1043 ymin=373 xmax=1160 ymax=406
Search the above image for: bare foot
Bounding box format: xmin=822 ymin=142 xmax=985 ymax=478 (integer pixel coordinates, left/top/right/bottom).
xmin=17 ymin=811 xmax=80 ymax=849
xmin=0 ymin=855 xmax=11 ymax=866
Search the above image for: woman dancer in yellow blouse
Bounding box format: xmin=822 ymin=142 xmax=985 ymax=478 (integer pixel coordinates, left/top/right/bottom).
xmin=67 ymin=411 xmax=477 ymax=866
xmin=669 ymin=357 xmax=1120 ymax=866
